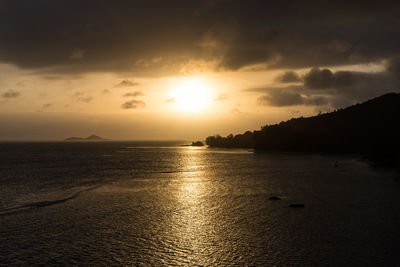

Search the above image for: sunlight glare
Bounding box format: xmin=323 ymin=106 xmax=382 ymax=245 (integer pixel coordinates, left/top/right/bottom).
xmin=172 ymin=78 xmax=210 ymax=112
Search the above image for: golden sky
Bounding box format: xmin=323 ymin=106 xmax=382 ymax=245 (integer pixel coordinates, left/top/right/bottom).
xmin=0 ymin=1 xmax=399 ymax=140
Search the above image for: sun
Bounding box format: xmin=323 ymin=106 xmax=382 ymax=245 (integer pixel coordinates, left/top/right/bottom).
xmin=172 ymin=78 xmax=211 ymax=112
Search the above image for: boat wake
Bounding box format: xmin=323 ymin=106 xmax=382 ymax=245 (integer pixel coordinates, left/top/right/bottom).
xmin=0 ymin=186 xmax=100 ymax=216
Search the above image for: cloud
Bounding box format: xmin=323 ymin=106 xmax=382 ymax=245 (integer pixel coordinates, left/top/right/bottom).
xmin=121 ymin=88 xmax=145 ymax=109
xmin=386 ymin=57 xmax=400 ymax=81
xmin=214 ymin=94 xmax=228 ymax=101
xmin=121 ymin=100 xmax=146 ymax=109
xmin=257 ymin=90 xmax=327 ymax=107
xmin=230 ymin=108 xmax=242 ymax=114
xmin=219 ymin=47 xmax=276 ymax=71
xmin=115 ymin=80 xmax=139 ymax=87
xmin=42 ymin=75 xmax=80 ymax=80
xmin=275 ymin=71 xmax=302 ymax=83
xmin=73 ymin=91 xmax=84 ymax=97
xmin=71 ymin=91 xmax=93 ymax=103
xmin=304 ymin=68 xmax=356 ymax=89
xmin=123 ymin=91 xmax=144 ymax=97
xmin=302 ymin=67 xmax=397 ymax=102
xmin=0 ymin=1 xmax=399 ymax=74
xmin=198 ymin=1 xmax=400 ymax=71
xmin=78 ymin=97 xmax=93 ymax=103
xmin=254 ymin=62 xmax=400 ymax=108
xmin=247 ymin=85 xmax=304 ymax=93
xmin=263 ymin=91 xmax=304 ymax=106
xmin=2 ymin=90 xmax=20 ymax=98
xmin=69 ymin=48 xmax=85 ymax=59
xmin=304 ymin=68 xmax=335 ymax=89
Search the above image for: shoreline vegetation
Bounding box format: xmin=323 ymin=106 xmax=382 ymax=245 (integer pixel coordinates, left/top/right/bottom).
xmin=206 ymin=93 xmax=400 ymax=167
xmin=180 ymin=141 xmax=204 ymax=147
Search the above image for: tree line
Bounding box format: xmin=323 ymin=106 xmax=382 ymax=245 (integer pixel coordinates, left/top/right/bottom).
xmin=205 ymin=93 xmax=400 ymax=162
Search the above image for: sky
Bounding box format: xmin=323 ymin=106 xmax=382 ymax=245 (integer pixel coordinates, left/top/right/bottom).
xmin=0 ymin=0 xmax=400 ymax=140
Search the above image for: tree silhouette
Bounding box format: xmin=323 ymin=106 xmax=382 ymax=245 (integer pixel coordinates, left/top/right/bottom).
xmin=205 ymin=93 xmax=400 ymax=165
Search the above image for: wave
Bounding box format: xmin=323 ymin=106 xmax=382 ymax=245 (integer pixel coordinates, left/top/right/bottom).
xmin=0 ymin=186 xmax=100 ymax=216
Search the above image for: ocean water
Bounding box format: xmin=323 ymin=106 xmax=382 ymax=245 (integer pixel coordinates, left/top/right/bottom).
xmin=0 ymin=142 xmax=399 ymax=266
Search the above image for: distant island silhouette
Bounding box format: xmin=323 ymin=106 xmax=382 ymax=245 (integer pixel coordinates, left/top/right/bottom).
xmin=180 ymin=141 xmax=204 ymax=147
xmin=191 ymin=141 xmax=204 ymax=146
xmin=206 ymin=93 xmax=400 ymax=165
xmin=64 ymin=134 xmax=110 ymax=141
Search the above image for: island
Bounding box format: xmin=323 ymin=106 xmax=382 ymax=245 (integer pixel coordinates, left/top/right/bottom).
xmin=191 ymin=141 xmax=204 ymax=146
xmin=64 ymin=134 xmax=110 ymax=141
xmin=180 ymin=141 xmax=205 ymax=147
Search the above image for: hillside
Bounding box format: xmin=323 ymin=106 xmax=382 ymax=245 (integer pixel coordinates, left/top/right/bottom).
xmin=206 ymin=93 xmax=400 ymax=158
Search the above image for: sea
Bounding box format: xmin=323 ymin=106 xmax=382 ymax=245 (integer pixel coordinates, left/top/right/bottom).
xmin=0 ymin=142 xmax=399 ymax=266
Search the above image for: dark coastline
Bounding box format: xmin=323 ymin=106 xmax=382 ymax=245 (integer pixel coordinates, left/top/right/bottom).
xmin=205 ymin=93 xmax=400 ymax=168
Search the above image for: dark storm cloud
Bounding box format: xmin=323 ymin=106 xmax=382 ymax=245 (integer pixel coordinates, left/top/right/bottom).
xmin=255 ymin=62 xmax=400 ymax=108
xmin=121 ymin=100 xmax=146 ymax=109
xmin=303 ymin=67 xmax=395 ymax=97
xmin=275 ymin=71 xmax=301 ymax=83
xmin=0 ymin=0 xmax=399 ymax=73
xmin=196 ymin=0 xmax=400 ymax=70
xmin=304 ymin=68 xmax=354 ymax=89
xmin=2 ymin=90 xmax=20 ymax=98
xmin=257 ymin=88 xmax=327 ymax=107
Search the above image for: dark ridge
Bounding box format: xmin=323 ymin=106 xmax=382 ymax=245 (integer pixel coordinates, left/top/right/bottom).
xmin=205 ymin=93 xmax=400 ymax=166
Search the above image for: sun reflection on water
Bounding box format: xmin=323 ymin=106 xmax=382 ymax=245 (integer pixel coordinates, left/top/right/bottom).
xmin=167 ymin=148 xmax=215 ymax=265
